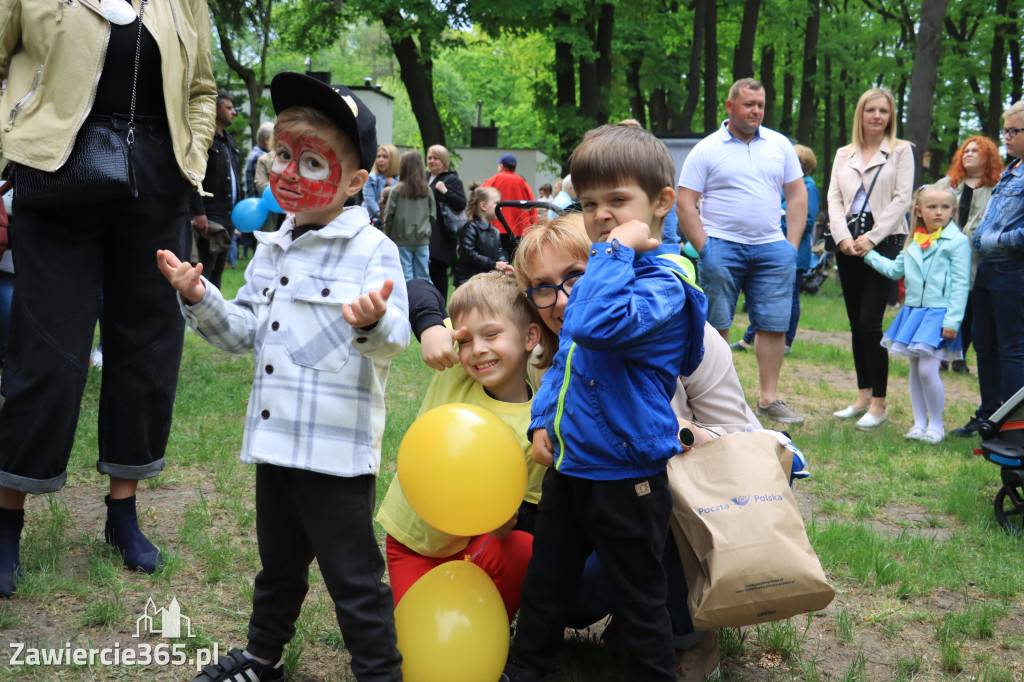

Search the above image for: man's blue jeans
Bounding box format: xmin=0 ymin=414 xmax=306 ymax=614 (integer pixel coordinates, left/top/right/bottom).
xmin=972 ymin=259 xmax=1024 ymax=419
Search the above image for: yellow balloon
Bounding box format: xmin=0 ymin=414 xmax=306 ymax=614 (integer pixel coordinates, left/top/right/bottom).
xmin=398 ymin=403 xmax=527 ymax=536
xmin=396 ymin=561 xmax=510 ymax=682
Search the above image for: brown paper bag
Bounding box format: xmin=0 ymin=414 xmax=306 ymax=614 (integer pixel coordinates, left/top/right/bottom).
xmin=667 ymin=431 xmax=834 ymax=630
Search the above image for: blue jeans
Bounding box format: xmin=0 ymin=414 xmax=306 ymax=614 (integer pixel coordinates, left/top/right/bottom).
xmin=743 ymin=268 xmax=805 ymax=347
xmin=972 ymin=259 xmax=1024 ymax=419
xmin=398 ymin=245 xmax=430 ymax=282
xmin=699 ymin=237 xmax=796 ymax=332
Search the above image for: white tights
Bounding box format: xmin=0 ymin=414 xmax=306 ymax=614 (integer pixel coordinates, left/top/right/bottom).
xmin=908 ymin=355 xmax=945 ymax=433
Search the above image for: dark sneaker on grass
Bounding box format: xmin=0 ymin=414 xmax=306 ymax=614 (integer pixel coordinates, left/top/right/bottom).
xmin=951 ymin=416 xmax=984 ymax=438
xmin=951 ymin=359 xmax=969 ymax=374
xmin=756 ymin=400 xmax=804 ymax=424
xmin=193 ymin=648 xmax=283 ymax=682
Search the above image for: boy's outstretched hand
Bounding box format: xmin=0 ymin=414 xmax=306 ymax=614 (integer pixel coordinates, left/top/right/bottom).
xmin=343 ymin=278 xmax=394 ymax=329
xmin=420 ymin=324 xmax=468 ymax=371
xmin=531 ymin=428 xmax=554 ymax=467
xmin=156 ymin=250 xmax=206 ymax=305
xmin=607 ymin=220 xmax=660 ymax=254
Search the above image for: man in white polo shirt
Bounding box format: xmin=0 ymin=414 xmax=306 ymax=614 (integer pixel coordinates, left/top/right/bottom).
xmin=677 ymin=78 xmax=808 ymax=424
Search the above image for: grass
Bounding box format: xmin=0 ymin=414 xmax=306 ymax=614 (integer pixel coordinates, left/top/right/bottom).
xmin=1 ymin=264 xmax=1023 ymax=680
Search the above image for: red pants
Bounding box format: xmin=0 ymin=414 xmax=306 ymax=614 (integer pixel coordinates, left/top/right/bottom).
xmin=385 ymin=532 xmax=533 ymax=620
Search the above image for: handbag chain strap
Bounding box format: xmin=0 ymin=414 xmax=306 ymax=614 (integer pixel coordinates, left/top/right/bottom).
xmin=126 ymin=0 xmax=149 ymax=148
xmin=854 ymin=153 xmax=886 ymax=221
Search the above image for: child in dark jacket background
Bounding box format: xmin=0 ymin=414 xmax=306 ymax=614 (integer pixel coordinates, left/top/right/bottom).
xmin=454 ymin=186 xmax=512 ymax=287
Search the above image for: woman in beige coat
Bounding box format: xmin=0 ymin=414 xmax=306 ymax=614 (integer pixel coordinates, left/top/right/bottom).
xmin=826 ymin=88 xmax=914 ymax=431
xmin=934 ymin=136 xmax=1003 ymax=373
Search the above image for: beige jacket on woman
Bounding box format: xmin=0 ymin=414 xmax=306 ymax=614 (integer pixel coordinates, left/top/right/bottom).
xmin=827 ymin=138 xmax=914 ymax=246
xmin=0 ymin=0 xmax=217 ymax=189
xmin=934 ymin=175 xmax=994 ymax=285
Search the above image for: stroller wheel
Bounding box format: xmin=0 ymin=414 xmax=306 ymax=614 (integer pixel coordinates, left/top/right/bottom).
xmin=994 ymin=483 xmax=1024 ymax=536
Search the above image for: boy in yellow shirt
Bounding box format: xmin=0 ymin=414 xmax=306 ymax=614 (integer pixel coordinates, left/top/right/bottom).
xmin=376 ymin=272 xmax=552 ymax=619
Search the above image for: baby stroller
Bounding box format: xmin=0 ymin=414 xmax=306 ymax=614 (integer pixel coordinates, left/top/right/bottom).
xmin=801 ymin=238 xmax=834 ymax=294
xmin=978 ymin=385 xmax=1024 ymax=536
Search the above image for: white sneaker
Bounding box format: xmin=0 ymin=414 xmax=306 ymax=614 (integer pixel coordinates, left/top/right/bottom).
xmin=90 ymin=347 xmax=103 ymax=370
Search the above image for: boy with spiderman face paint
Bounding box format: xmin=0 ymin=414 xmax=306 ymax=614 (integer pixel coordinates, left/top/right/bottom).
xmin=158 ymin=73 xmax=408 ymax=682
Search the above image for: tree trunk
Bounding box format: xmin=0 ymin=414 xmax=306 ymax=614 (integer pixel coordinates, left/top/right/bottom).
xmin=895 ymin=77 xmax=906 ymax=139
xmin=1011 ymin=29 xmax=1022 ymax=105
xmin=732 ymin=0 xmax=761 ymax=80
xmin=905 ymin=0 xmax=951 ymax=188
xmin=702 ymin=0 xmax=718 ymax=133
xmin=823 ymin=55 xmax=832 ymax=204
xmin=626 ymin=58 xmax=647 ymax=129
xmin=780 ymin=69 xmax=794 ymax=136
xmin=837 ymin=67 xmax=848 ymax=151
xmin=986 ymin=0 xmax=1011 ymax=137
xmin=649 ymin=89 xmax=667 ymax=132
xmin=379 ymin=12 xmax=445 ymax=149
xmin=760 ymin=45 xmax=775 ymax=130
xmin=552 ymin=11 xmax=578 ymax=173
xmin=595 ymin=3 xmax=615 ymax=124
xmin=680 ymin=0 xmax=706 ymax=133
xmin=796 ymin=0 xmax=819 ymax=144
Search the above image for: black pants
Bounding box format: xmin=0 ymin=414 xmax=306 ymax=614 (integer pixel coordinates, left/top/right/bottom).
xmin=428 ymin=258 xmax=449 ymax=300
xmin=196 ymin=234 xmax=227 ymax=290
xmin=836 ymin=235 xmax=903 ymax=398
xmin=247 ymin=465 xmax=402 ymax=681
xmin=0 ymin=116 xmax=190 ymax=493
xmin=509 ymin=469 xmax=675 ymax=681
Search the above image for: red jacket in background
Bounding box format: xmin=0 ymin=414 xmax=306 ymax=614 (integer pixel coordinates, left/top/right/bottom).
xmin=482 ymin=169 xmax=538 ymax=237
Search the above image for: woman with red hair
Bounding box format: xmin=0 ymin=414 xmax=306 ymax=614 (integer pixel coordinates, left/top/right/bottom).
xmin=935 ymin=136 xmax=1004 ymax=372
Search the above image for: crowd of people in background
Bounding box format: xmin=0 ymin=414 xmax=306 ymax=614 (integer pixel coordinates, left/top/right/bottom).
xmin=0 ymin=7 xmax=1022 ymax=674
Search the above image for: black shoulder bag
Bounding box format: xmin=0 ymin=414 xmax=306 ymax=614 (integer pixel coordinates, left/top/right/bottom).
xmin=13 ymin=0 xmax=148 ymax=209
xmin=825 ymin=156 xmax=885 ymax=253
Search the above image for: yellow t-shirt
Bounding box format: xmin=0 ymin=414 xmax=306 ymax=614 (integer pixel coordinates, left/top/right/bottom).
xmin=376 ymin=361 xmax=543 ymax=558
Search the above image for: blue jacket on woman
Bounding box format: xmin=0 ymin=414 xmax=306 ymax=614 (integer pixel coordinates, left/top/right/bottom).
xmin=529 ymin=242 xmax=707 ymax=480
xmin=972 ymin=160 xmax=1024 ymax=263
xmin=864 ymin=222 xmax=972 ymax=331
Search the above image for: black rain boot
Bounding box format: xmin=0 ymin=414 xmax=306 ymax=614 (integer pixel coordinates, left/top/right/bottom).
xmin=104 ymin=495 xmax=162 ymax=574
xmin=0 ymin=507 xmax=24 ymax=596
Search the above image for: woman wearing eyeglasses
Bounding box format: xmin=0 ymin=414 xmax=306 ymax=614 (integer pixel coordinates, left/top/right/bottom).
xmin=934 ymin=136 xmax=1004 ymax=374
xmin=952 ymin=102 xmax=1024 ymax=438
xmin=410 ymin=214 xmax=758 ymax=680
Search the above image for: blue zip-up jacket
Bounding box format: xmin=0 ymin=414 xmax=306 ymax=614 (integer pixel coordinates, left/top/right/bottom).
xmin=864 ymin=222 xmax=971 ymax=331
xmin=972 ymin=159 xmax=1024 ymax=263
xmin=529 ymin=242 xmax=708 ymax=480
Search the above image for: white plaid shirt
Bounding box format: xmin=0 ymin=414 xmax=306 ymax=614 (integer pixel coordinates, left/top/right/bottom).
xmin=180 ymin=206 xmax=410 ymax=477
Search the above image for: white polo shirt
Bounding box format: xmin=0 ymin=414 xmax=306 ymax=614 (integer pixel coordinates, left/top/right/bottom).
xmin=678 ymin=121 xmax=803 ymax=245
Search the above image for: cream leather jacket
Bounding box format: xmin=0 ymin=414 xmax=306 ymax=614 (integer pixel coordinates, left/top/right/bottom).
xmin=827 ymin=138 xmax=914 ymax=246
xmin=0 ymin=0 xmax=216 ymax=189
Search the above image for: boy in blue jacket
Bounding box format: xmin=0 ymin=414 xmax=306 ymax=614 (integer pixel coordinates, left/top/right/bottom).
xmin=503 ymin=124 xmax=708 ymax=682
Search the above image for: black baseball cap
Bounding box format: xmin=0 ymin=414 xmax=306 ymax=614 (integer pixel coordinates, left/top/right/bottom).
xmin=270 ymin=72 xmax=378 ymax=172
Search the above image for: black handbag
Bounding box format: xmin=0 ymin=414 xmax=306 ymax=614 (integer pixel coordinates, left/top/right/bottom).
xmin=13 ymin=0 xmax=148 ymax=209
xmin=438 ymin=200 xmax=467 ymax=238
xmin=825 ymin=155 xmax=885 ymax=252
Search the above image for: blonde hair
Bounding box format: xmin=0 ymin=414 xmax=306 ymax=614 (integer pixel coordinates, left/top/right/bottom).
xmin=1004 ymin=100 xmax=1024 ymax=121
xmin=904 ymin=184 xmax=957 ymax=251
xmin=851 ymin=88 xmax=899 ymax=152
xmin=450 ymin=271 xmax=553 ymax=369
xmin=372 ymin=144 xmax=400 ymax=177
xmin=728 ymin=78 xmax=763 ymax=102
xmin=514 ymin=214 xmax=590 ymax=295
xmin=273 ymin=106 xmax=355 ymax=165
xmin=467 ymin=186 xmax=500 ymax=221
xmin=793 ymin=144 xmax=817 ymax=175
xmin=426 ymin=144 xmax=451 ymax=172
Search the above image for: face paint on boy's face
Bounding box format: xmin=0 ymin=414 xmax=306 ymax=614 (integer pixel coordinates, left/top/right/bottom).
xmin=270 ymin=131 xmax=344 ymax=212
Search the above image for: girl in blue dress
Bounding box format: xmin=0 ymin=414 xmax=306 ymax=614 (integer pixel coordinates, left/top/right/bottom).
xmin=863 ymin=185 xmax=972 ymax=443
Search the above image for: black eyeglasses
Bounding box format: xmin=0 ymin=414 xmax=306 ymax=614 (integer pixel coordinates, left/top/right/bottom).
xmin=1001 ymin=127 xmax=1021 ymax=139
xmin=524 ymin=272 xmax=584 ymax=309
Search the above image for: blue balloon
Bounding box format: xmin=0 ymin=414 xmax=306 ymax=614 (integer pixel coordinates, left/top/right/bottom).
xmin=683 ymin=241 xmax=699 ymax=259
xmin=262 ymin=185 xmax=284 ymax=214
xmin=232 ymin=197 xmax=269 ymax=233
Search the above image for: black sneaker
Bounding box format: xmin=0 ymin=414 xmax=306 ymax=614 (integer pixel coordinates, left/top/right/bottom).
xmin=192 ymin=648 xmax=284 ymax=682
xmin=952 ymin=360 xmax=969 ymax=374
xmin=951 ymin=416 xmax=983 ymax=438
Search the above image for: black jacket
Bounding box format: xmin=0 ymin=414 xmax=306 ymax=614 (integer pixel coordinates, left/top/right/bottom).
xmin=190 ymin=130 xmax=240 ymax=227
xmin=427 ymin=169 xmax=466 ymax=266
xmin=454 ymin=219 xmax=507 ymax=286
